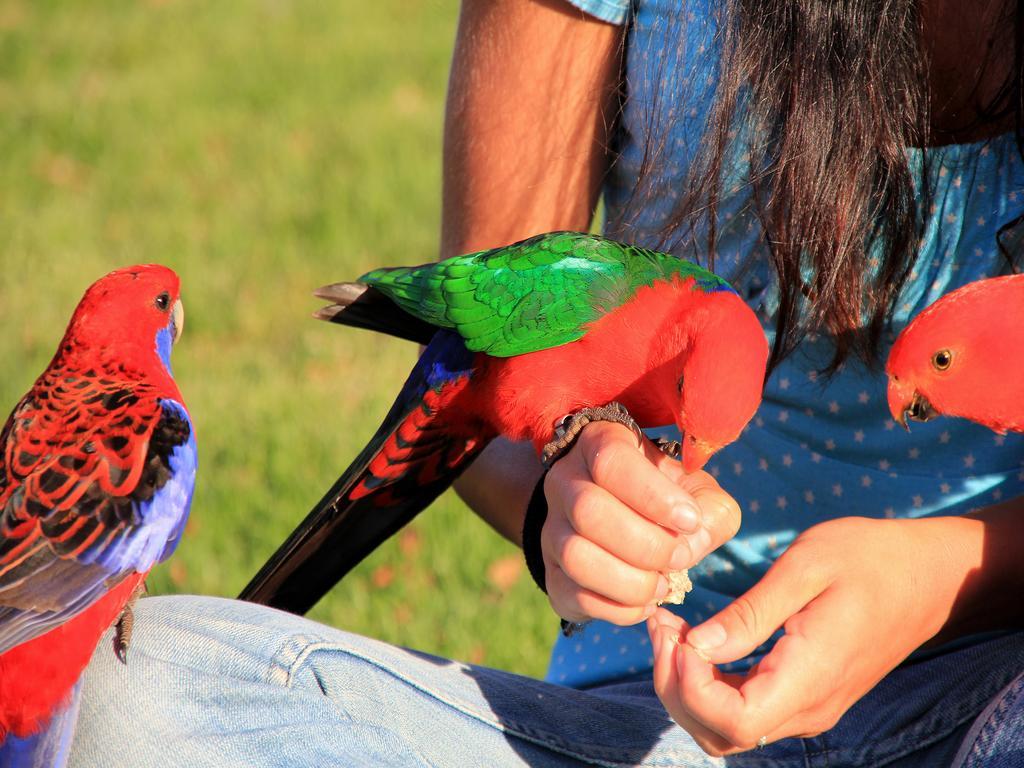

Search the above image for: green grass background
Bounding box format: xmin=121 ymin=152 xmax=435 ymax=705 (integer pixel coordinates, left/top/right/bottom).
xmin=0 ymin=0 xmax=554 ymax=676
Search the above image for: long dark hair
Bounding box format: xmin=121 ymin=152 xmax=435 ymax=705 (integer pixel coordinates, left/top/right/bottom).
xmin=617 ymin=0 xmax=1023 ymax=372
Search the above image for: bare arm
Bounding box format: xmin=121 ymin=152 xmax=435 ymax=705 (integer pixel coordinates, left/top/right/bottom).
xmin=443 ymin=0 xmax=624 ymax=545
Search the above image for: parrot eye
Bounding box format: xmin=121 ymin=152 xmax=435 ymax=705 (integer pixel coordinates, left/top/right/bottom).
xmin=931 ymin=349 xmax=953 ymax=371
xmin=155 ymin=292 xmax=171 ymax=312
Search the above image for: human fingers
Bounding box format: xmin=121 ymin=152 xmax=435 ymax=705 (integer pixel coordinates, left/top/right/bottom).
xmin=631 ymin=440 xmax=743 ymax=563
xmin=540 ymin=438 xmax=668 ymax=623
xmin=647 ymin=609 xmax=737 ymax=756
xmin=570 ymin=422 xmax=740 ymax=566
xmin=550 ymin=471 xmax=696 ymax=573
xmin=573 ymin=422 xmax=702 ymax=533
xmin=684 ymin=538 xmax=831 ymax=664
xmin=672 ymin=469 xmax=742 ymax=563
xmin=542 ymin=497 xmax=672 ymax=608
xmin=669 ymin=544 xmax=850 ymax=751
xmin=546 ymin=561 xmax=659 ymax=625
xmin=674 ymin=595 xmax=860 ymax=752
xmin=541 ymin=421 xmax=738 ymax=623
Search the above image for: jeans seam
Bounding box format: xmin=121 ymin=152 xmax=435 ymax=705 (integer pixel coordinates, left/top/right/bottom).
xmin=272 ymin=637 xmax=728 ymax=768
xmin=824 ymin=662 xmax=1020 ymax=768
xmin=266 ymin=632 xmax=325 ymax=688
xmin=949 ymin=671 xmax=1024 ymax=768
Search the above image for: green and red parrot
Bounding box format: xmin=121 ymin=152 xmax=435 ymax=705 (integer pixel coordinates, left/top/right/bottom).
xmin=240 ymin=231 xmax=769 ymax=615
xmin=0 ymin=266 xmax=196 ymax=768
xmin=887 ymin=274 xmax=1024 ymax=433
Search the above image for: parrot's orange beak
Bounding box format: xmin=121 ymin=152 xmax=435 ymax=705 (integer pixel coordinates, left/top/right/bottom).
xmin=682 ymin=436 xmax=718 ymax=474
xmin=887 ymin=376 xmax=914 ymax=430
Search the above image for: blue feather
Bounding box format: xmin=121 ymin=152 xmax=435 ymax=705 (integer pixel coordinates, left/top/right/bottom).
xmin=91 ymin=400 xmax=196 ymax=574
xmin=423 ymin=330 xmax=475 ymax=391
xmin=154 ymin=324 xmax=174 ymax=375
xmin=0 ymin=680 xmax=82 ymax=768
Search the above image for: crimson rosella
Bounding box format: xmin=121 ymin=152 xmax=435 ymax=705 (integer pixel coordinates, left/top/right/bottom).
xmin=887 ymin=274 xmax=1024 ymax=433
xmin=239 ymin=231 xmax=769 ymax=615
xmin=0 ymin=265 xmax=196 ymax=767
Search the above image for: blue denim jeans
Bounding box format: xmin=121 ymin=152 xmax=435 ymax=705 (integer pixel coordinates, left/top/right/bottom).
xmin=68 ymin=596 xmax=1024 ymax=767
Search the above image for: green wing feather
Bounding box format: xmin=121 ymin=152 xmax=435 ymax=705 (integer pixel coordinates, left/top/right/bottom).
xmin=360 ymin=232 xmax=735 ymax=358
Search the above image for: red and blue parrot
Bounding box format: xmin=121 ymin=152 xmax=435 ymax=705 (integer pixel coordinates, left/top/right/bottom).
xmin=0 ymin=265 xmax=196 ymax=767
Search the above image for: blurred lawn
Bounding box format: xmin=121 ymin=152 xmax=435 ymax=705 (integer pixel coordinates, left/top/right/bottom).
xmin=0 ymin=0 xmax=554 ymax=676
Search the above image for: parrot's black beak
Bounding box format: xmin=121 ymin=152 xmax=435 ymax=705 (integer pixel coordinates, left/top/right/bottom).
xmin=897 ymin=391 xmax=938 ymax=430
xmin=888 ymin=377 xmax=938 ymax=431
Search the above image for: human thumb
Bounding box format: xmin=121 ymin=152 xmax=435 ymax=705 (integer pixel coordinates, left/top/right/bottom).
xmin=683 ymin=555 xmax=824 ymax=664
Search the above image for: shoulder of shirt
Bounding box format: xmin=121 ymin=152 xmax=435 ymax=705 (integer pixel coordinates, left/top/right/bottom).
xmin=563 ymin=0 xmax=630 ymax=25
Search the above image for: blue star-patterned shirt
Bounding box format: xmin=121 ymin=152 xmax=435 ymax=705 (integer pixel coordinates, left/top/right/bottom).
xmin=548 ymin=0 xmax=1024 ymax=687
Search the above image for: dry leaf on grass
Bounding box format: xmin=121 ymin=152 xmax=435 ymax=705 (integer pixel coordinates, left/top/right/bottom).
xmin=399 ymin=527 xmax=421 ymax=556
xmin=169 ymin=561 xmax=188 ymax=588
xmin=371 ymin=565 xmax=394 ymax=589
xmin=486 ymin=555 xmax=523 ymax=592
xmin=468 ymin=644 xmax=487 ymax=665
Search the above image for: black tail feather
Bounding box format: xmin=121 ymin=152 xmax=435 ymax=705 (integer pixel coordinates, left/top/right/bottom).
xmin=236 ymin=448 xmax=479 ymax=615
xmin=238 ymin=331 xmax=483 ymax=615
xmin=313 ymin=283 xmax=436 ymax=346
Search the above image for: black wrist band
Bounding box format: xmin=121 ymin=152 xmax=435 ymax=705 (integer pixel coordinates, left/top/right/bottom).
xmin=522 ymin=470 xmax=550 ymax=594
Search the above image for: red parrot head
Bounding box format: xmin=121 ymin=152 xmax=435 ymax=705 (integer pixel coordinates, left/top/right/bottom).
xmin=64 ymin=264 xmax=184 ymax=368
xmin=886 ymin=275 xmax=1024 ymax=434
xmin=675 ymin=291 xmax=770 ymax=473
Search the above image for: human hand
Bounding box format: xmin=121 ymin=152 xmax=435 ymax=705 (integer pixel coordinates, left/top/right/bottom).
xmin=540 ymin=421 xmax=741 ymax=625
xmin=647 ymin=515 xmax=980 ymax=755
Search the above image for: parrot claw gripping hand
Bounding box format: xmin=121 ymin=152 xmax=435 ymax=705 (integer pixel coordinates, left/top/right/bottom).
xmin=240 ymin=231 xmax=769 ymax=617
xmin=540 ymin=401 xmax=644 ymax=467
xmin=0 ymin=266 xmax=196 ymax=768
xmin=887 ymin=274 xmax=1024 ymax=434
